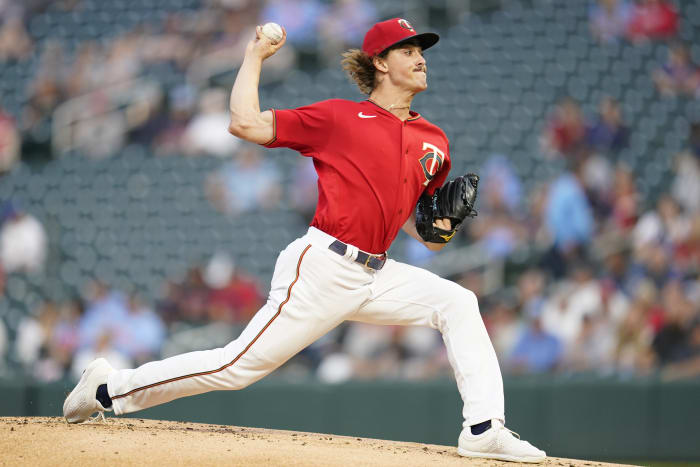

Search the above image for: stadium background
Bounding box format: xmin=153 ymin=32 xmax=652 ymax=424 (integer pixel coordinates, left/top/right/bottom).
xmin=0 ymin=0 xmax=699 ymax=463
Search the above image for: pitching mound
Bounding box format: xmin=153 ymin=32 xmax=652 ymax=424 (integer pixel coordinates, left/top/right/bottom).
xmin=1 ymin=417 xmax=630 ymax=466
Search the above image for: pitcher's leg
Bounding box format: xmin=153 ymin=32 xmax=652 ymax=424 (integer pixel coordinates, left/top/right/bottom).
xmin=353 ymin=260 xmax=504 ymax=426
xmin=107 ymin=241 xmax=372 ymax=415
xmin=109 ymin=300 xmax=299 ymax=414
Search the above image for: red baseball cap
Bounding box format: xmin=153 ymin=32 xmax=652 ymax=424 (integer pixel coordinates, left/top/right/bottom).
xmin=362 ymin=18 xmax=440 ymax=58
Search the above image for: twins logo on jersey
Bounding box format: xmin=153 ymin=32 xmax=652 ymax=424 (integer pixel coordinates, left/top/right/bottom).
xmin=418 ymin=142 xmax=445 ymax=186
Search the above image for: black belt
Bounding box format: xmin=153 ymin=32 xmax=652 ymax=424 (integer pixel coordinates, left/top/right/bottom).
xmin=328 ymin=240 xmax=387 ymax=270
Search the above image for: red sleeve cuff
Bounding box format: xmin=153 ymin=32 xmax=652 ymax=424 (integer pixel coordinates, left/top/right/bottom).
xmin=261 ymin=109 xmax=277 ymax=147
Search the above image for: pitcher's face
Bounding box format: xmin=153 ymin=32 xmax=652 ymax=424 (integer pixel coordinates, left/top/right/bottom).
xmin=383 ymin=44 xmax=428 ymax=93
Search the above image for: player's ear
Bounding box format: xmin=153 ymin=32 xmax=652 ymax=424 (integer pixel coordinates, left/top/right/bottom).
xmin=372 ymin=55 xmax=388 ymax=73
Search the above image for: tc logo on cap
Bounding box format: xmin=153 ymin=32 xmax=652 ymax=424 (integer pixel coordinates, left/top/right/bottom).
xmin=362 ymin=17 xmax=439 ymax=57
xmin=398 ymin=19 xmax=414 ymax=31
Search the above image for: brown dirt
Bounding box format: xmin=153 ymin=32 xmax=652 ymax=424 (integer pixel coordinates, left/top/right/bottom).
xmin=0 ymin=417 xmax=634 ymax=466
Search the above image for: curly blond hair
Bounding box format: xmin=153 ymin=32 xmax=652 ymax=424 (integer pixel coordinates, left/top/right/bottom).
xmin=341 ymin=40 xmax=421 ymax=95
xmin=341 ymin=49 xmax=376 ymax=95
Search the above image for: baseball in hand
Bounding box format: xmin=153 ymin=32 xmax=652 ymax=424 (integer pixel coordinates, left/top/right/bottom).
xmin=261 ymin=22 xmax=283 ymax=44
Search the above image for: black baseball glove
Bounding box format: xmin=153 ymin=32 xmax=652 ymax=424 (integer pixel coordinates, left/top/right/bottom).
xmin=415 ymin=173 xmax=479 ymax=244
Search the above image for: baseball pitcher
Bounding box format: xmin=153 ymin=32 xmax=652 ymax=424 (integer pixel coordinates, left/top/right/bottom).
xmin=64 ymin=18 xmax=546 ymax=463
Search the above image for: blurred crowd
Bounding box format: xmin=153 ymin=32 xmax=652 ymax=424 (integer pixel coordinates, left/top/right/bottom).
xmin=0 ymin=0 xmax=378 ymax=164
xmin=589 ymin=0 xmax=680 ymax=45
xmin=461 ymin=144 xmax=700 ymax=380
xmin=4 ymin=252 xmax=266 ymax=382
xmin=1 ymin=0 xmax=700 ymax=383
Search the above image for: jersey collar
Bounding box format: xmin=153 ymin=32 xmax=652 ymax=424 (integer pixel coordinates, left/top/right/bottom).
xmin=365 ymin=99 xmax=421 ymax=122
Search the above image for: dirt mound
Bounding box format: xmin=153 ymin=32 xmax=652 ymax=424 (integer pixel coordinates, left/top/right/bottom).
xmin=0 ymin=417 xmax=630 ymax=466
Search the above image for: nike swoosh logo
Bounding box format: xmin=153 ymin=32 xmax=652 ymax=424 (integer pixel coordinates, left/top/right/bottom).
xmin=358 ymin=112 xmax=377 ymax=119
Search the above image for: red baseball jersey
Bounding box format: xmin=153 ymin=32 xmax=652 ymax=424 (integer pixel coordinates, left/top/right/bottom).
xmin=264 ymin=99 xmax=451 ymax=254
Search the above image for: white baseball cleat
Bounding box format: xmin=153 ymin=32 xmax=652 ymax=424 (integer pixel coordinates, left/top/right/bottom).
xmin=458 ymin=419 xmax=546 ymax=463
xmin=63 ymin=358 xmax=115 ymax=423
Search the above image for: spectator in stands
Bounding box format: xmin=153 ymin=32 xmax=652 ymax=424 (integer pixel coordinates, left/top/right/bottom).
xmin=542 ymin=97 xmax=588 ymax=162
xmin=470 ymin=209 xmax=527 ymax=260
xmin=613 ymin=302 xmax=656 ymax=375
xmin=0 ymin=203 xmax=48 ymax=274
xmin=113 ymin=294 xmax=166 ymax=366
xmin=71 ymin=330 xmax=131 ymax=381
xmin=524 ymin=185 xmax=551 ymax=251
xmin=516 ymin=269 xmax=547 ymax=321
xmin=0 ymin=103 xmax=19 ymax=172
xmin=626 ymin=0 xmax=679 ymax=43
xmin=485 ymin=296 xmax=524 ymax=363
xmin=652 ymin=279 xmax=697 ymax=365
xmin=469 ymin=155 xmax=527 ymax=258
xmin=506 ymin=306 xmax=563 ymax=374
xmin=182 ymin=87 xmax=241 ymax=157
xmin=171 ymin=267 xmax=211 ymax=323
xmin=73 ymin=95 xmax=127 ymax=159
xmin=316 ymin=322 xmax=392 ymax=381
xmin=635 ymin=195 xmax=691 ymax=250
xmin=562 ymin=312 xmax=616 ymax=373
xmin=65 ymin=41 xmax=104 ymax=97
xmin=126 ymin=92 xmax=169 ymax=149
xmin=542 ymin=167 xmax=595 ymax=277
xmin=632 ymin=196 xmax=691 ymax=284
xmin=661 ymin=316 xmax=700 ymax=380
xmin=589 ymin=0 xmax=632 ymax=44
xmin=671 ymin=151 xmax=700 ymax=214
xmin=480 ymin=154 xmax=524 ymax=215
xmin=627 ymin=241 xmax=680 ymax=294
xmin=14 ymin=301 xmax=74 ymax=381
xmin=155 ymin=280 xmax=184 ymax=326
xmin=205 ymin=143 xmax=281 ymax=215
xmin=203 ymin=253 xmax=264 ymax=324
xmin=609 ymin=163 xmax=639 ymax=232
xmin=541 ymin=262 xmax=604 ymax=350
xmin=0 ymin=16 xmax=33 ymax=61
xmin=653 ymin=43 xmax=700 ymax=97
xmin=103 ymin=31 xmax=143 ymax=86
xmin=20 ymin=75 xmax=63 ymax=159
xmin=633 ymin=278 xmax=665 ymax=332
xmin=150 ymin=85 xmax=197 ymax=156
xmin=395 ymin=326 xmax=447 ymax=380
xmin=673 ymin=213 xmax=700 ymax=273
xmin=579 ymin=153 xmax=615 ymax=225
xmin=77 ymin=281 xmax=129 ymax=350
xmin=600 ymin=239 xmax=632 ymax=293
xmin=15 ymin=302 xmax=56 ymax=371
xmin=50 ymin=299 xmax=83 ymax=372
xmin=318 ymin=324 xmax=448 ymax=382
xmin=586 ymin=96 xmax=629 ymax=155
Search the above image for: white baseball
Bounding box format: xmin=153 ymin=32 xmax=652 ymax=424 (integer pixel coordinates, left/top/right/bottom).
xmin=261 ymin=22 xmax=283 ymax=44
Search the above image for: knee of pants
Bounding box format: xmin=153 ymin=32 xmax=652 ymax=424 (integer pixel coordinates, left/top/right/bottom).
xmin=226 ymin=378 xmax=250 ymax=391
xmin=443 ymin=286 xmax=481 ymax=323
xmin=218 ymin=365 xmax=256 ymax=391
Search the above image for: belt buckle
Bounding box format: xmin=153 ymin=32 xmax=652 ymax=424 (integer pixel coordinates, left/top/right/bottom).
xmin=363 ymin=254 xmax=372 ymax=268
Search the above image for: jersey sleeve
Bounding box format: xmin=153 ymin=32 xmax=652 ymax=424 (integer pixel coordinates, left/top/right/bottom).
xmin=425 ymin=140 xmax=452 ymax=196
xmin=263 ymin=100 xmax=335 ymax=155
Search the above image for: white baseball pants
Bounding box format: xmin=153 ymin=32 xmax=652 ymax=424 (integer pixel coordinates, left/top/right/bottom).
xmin=108 ymin=227 xmax=505 ymax=427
